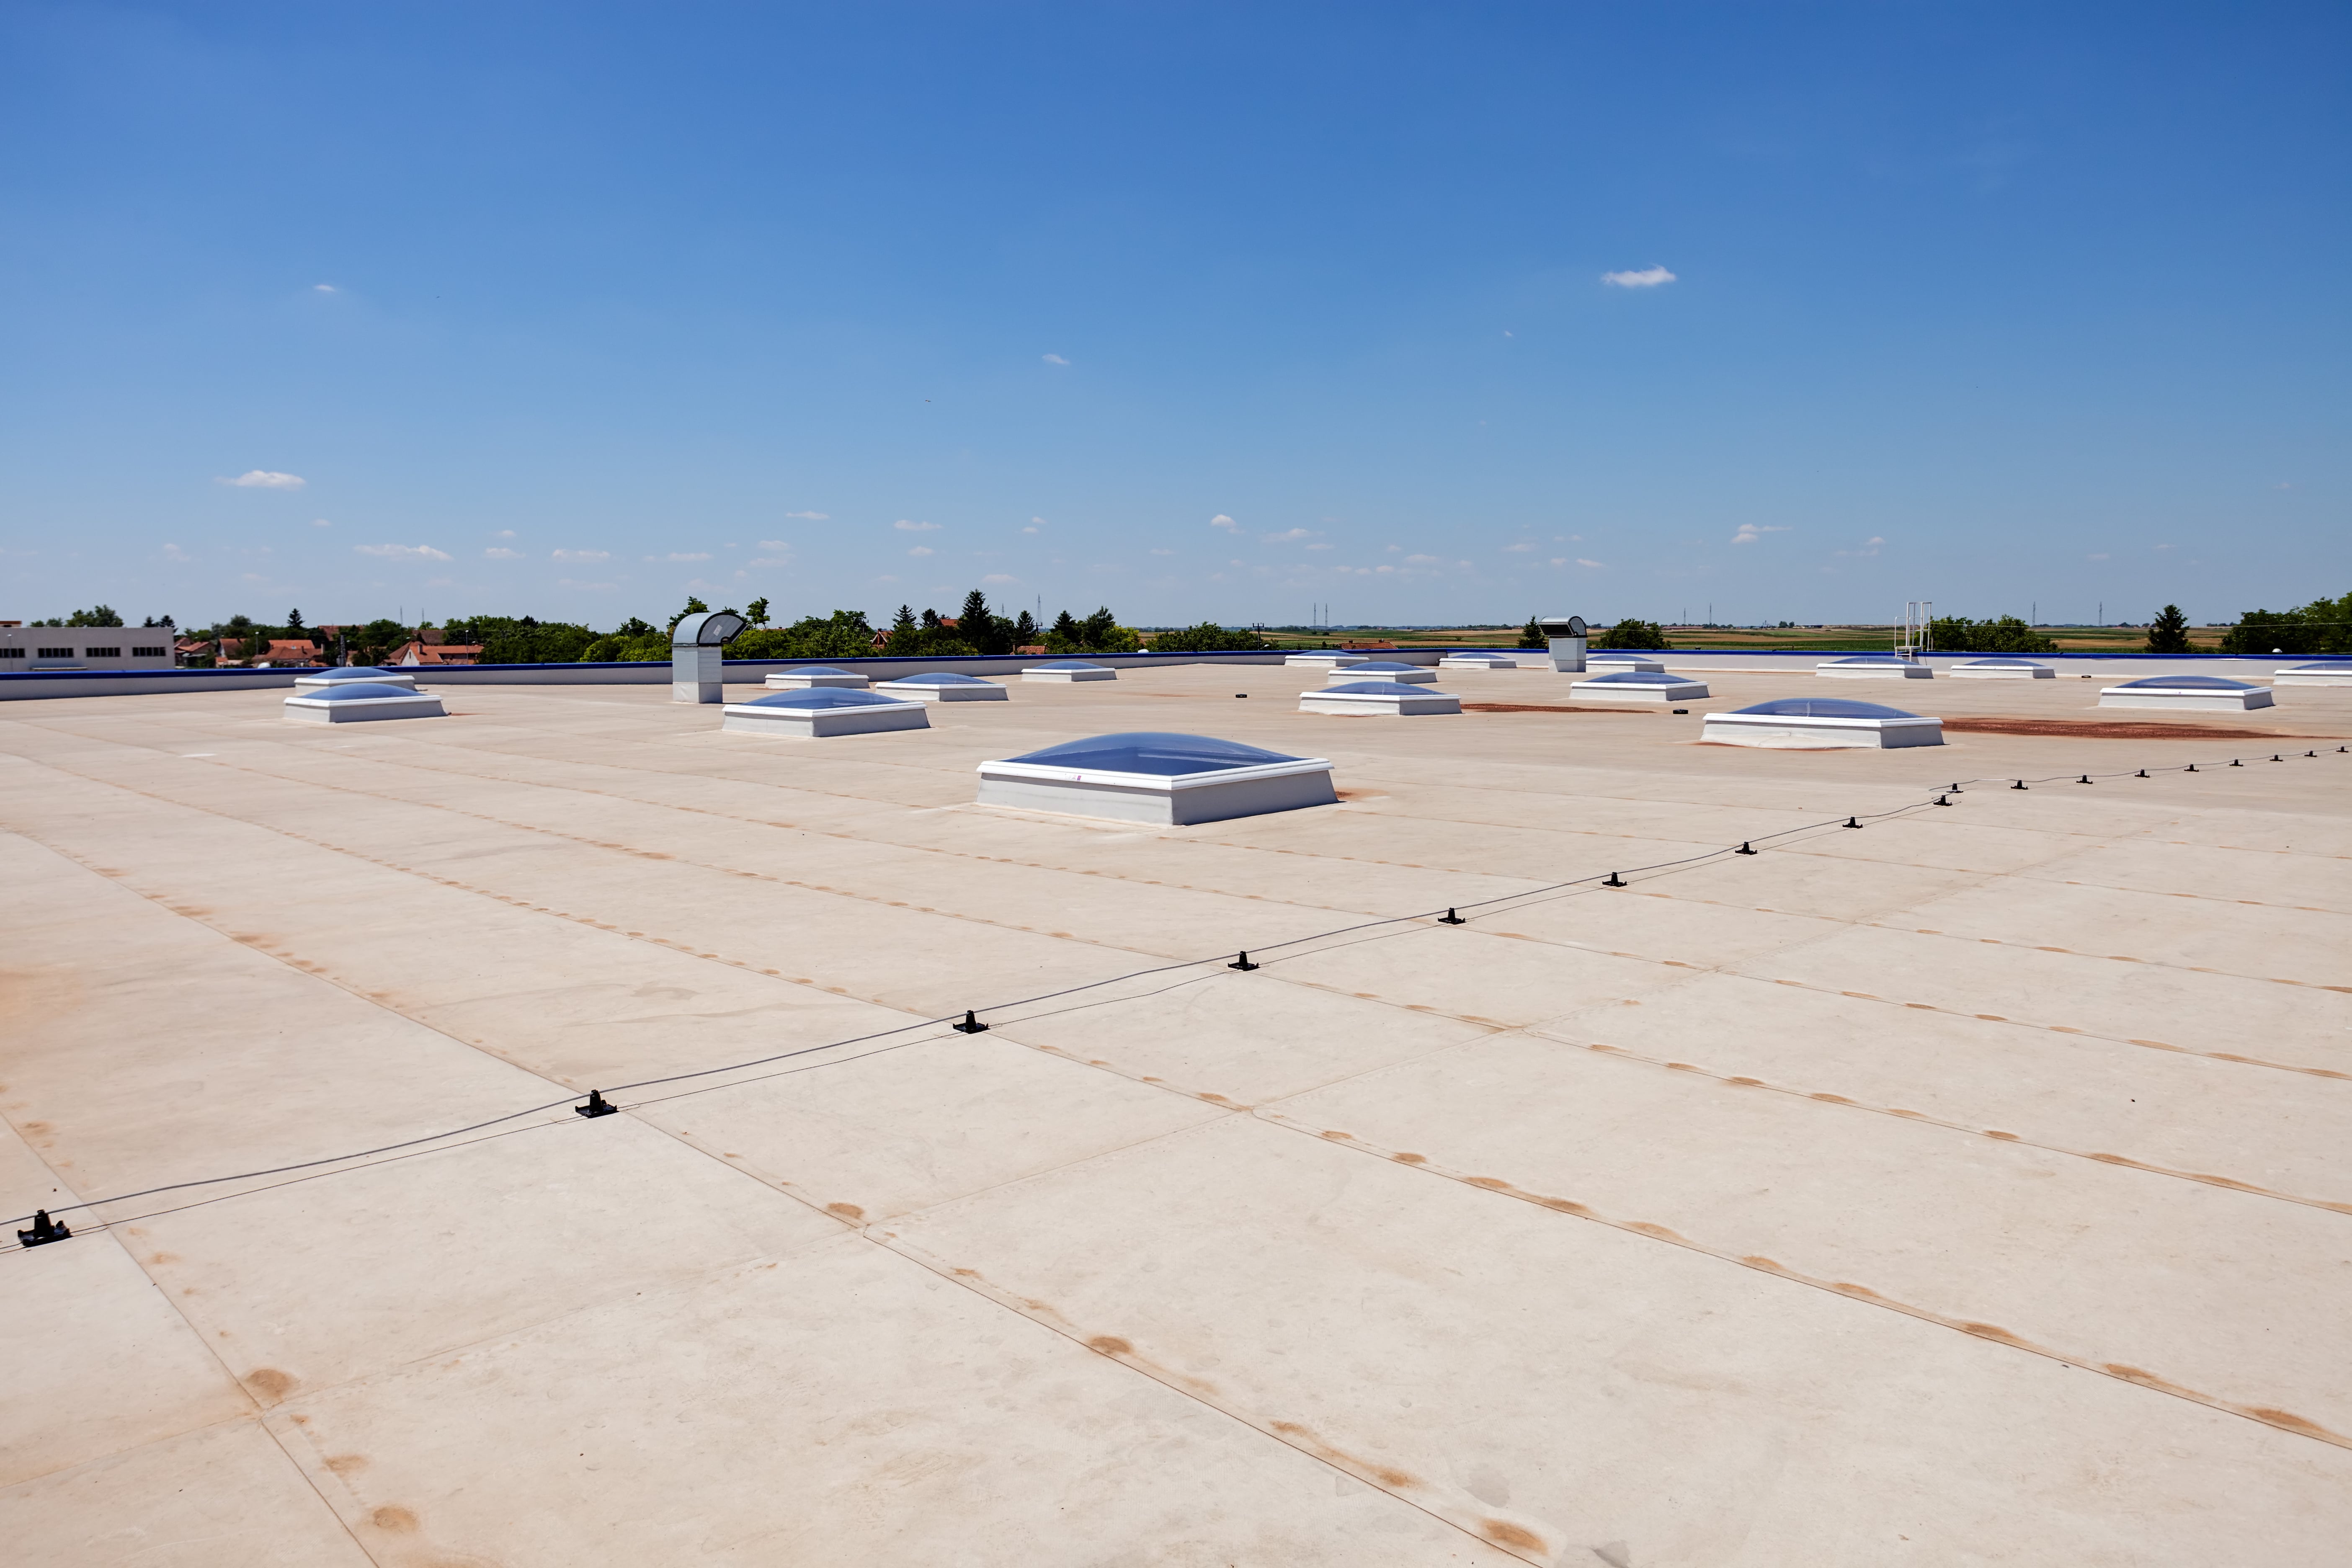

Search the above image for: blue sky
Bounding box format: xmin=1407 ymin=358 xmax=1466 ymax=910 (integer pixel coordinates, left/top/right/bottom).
xmin=3 ymin=2 xmax=2345 ymax=631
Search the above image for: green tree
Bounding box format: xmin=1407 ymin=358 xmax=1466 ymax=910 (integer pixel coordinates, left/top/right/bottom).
xmin=1011 ymin=609 xmax=1039 ymax=646
xmin=66 ymin=605 xmax=124 ymax=627
xmin=745 ymin=597 xmax=771 ymax=627
xmin=725 ymin=611 xmax=877 ymax=662
xmin=1928 ymin=615 xmax=2057 ymax=654
xmin=2143 ymin=605 xmax=2192 ymax=654
xmin=1150 ymin=622 xmax=1269 ymax=652
xmin=666 ymin=597 xmax=709 ymax=634
xmin=1516 ymin=615 xmax=1546 ymax=650
xmin=1591 ymin=618 xmax=1670 ymax=650
xmin=286 ymin=608 xmax=305 ymax=632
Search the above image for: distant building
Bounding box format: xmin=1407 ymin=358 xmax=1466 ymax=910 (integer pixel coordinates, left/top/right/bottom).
xmin=253 ymin=639 xmax=325 ymax=667
xmin=390 ymin=639 xmax=484 ymax=666
xmin=0 ymin=623 xmax=176 ymax=670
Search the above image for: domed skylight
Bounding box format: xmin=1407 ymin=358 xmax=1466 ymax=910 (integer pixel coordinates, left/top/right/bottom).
xmin=1732 ymin=698 xmax=1920 ymax=719
xmin=998 ymin=732 xmax=1304 ymax=776
xmin=307 ymin=683 xmax=421 ymax=701
xmin=2111 ymin=676 xmax=2259 ymax=691
xmin=1323 ymin=681 xmax=1446 ymax=696
xmin=743 ymin=689 xmax=913 ymax=709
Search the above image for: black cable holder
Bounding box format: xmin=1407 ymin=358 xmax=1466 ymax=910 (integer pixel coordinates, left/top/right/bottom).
xmin=1841 ymin=817 xmax=1862 ymax=829
xmin=1228 ymin=952 xmax=1260 ymax=970
xmin=16 ymin=1210 xmax=69 ymax=1247
xmin=2012 ymin=779 xmax=2028 ymax=790
xmin=1603 ymin=872 xmax=1627 ymax=887
xmin=574 ymin=1090 xmax=619 ymax=1119
xmin=951 ymin=1009 xmax=990 ymax=1033
xmin=1437 ymin=908 xmax=1466 ymax=924
xmin=1736 ymin=841 xmax=1759 ymax=854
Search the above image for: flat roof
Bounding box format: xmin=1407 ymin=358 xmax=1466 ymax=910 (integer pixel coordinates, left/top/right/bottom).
xmin=4 ymin=660 xmax=2350 ymax=1563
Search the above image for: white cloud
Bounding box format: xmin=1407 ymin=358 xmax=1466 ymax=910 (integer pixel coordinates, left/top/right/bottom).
xmin=484 ymin=547 xmax=524 ymax=560
xmin=1834 ymin=536 xmax=1885 ymax=558
xmin=1209 ymin=514 xmax=1240 ymax=531
xmin=557 ymin=578 xmax=617 ymax=591
xmin=908 ymin=546 xmax=935 ymax=557
xmin=1602 ymin=265 xmax=1677 ymax=289
xmin=749 ymin=555 xmax=792 ymax=567
xmin=1264 ymin=528 xmax=1317 ymax=543
xmin=1576 ymin=557 xmax=1605 ymax=569
xmin=783 ymin=510 xmax=828 ymax=520
xmin=1042 ymin=353 xmax=1070 ymax=366
xmin=354 ymin=542 xmax=453 ymax=562
xmin=1023 ymin=516 xmax=1046 ymax=534
xmin=313 ymin=284 xmax=336 ymax=293
xmin=220 ymin=470 xmax=305 ymax=489
xmin=649 ymin=552 xmax=712 ymax=562
xmin=1731 ymin=524 xmax=1791 ymax=545
xmin=1502 ymin=541 xmax=1537 ymax=552
xmin=1149 ymin=548 xmax=1175 ymax=556
xmin=1305 ymin=542 xmax=1333 ymax=550
xmin=1403 ymin=554 xmax=1443 ymax=566
xmin=2087 ymin=552 xmax=2111 ymax=561
xmin=894 ymin=519 xmax=940 ymax=532
xmin=310 ymin=517 xmax=332 ymax=528
xmin=497 ymin=529 xmax=516 ymax=538
xmin=552 ymin=548 xmax=611 ymax=563
xmin=161 ymin=543 xmax=191 ymax=563
xmin=982 ymin=573 xmax=1018 ymax=585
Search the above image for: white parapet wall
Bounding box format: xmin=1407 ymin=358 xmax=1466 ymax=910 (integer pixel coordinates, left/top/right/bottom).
xmin=1298 ymin=681 xmax=1462 ymax=716
xmin=1568 ymin=673 xmax=1711 ymax=703
xmin=2098 ymin=677 xmax=2275 ymax=711
xmin=1284 ymin=651 xmax=1369 ymax=669
xmin=283 ymin=686 xmax=448 ymax=725
xmin=1702 ymin=699 xmax=1943 ymax=749
xmin=975 ymin=732 xmax=1337 ymax=826
xmin=722 ymin=690 xmax=930 ymax=738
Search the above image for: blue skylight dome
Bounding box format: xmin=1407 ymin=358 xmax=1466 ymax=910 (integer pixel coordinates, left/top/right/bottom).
xmin=778 ymin=666 xmax=855 ymax=676
xmin=307 ymin=683 xmax=421 ymax=701
xmin=889 ymin=671 xmax=994 ymax=684
xmin=2112 ymin=675 xmax=2259 ymax=691
xmin=2284 ymin=657 xmax=2352 ymax=666
xmin=742 ymin=689 xmax=913 ymax=709
xmin=1445 ymin=650 xmax=1517 ymax=659
xmin=1582 ymin=671 xmax=1687 ymax=685
xmin=999 ymin=732 xmax=1305 ymax=776
xmin=1032 ymin=660 xmax=1109 ymax=670
xmin=1822 ymin=654 xmax=1911 ymax=664
xmin=1957 ymin=658 xmax=2047 ymax=666
xmin=1323 ymin=681 xmax=1445 ymax=696
xmin=1733 ymin=698 xmax=1920 ymax=719
xmin=1343 ymin=661 xmax=1422 ymax=673
xmin=305 ymin=666 xmax=405 ymax=682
